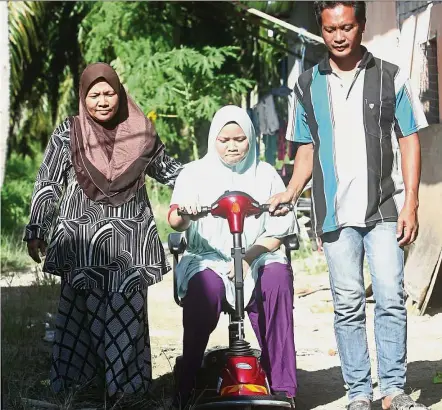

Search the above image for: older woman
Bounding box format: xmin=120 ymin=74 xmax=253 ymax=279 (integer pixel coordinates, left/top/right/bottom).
xmin=169 ymin=105 xmax=298 ymax=407
xmin=25 ymin=63 xmax=182 ymax=399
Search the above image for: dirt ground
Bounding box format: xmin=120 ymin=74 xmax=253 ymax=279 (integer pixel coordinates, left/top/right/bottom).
xmin=1 ymin=252 xmax=441 ymax=409
xmin=146 ymin=253 xmax=442 ymax=410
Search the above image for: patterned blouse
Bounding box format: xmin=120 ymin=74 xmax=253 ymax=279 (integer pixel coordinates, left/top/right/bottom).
xmin=25 ymin=118 xmax=182 ymax=293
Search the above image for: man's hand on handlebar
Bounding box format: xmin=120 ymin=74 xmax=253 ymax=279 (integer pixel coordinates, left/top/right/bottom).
xmin=268 ymin=188 xmax=297 ymax=216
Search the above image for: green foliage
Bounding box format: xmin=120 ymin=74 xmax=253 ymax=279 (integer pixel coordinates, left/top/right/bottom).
xmin=80 ymin=2 xmax=175 ymax=62
xmin=1 ymin=151 xmax=42 ymax=233
xmin=81 ymin=1 xmax=255 ymax=160
xmin=1 ymin=233 xmax=31 ymax=272
xmin=114 ymin=44 xmax=253 ymax=159
xmin=9 ymin=1 xmax=287 ymax=160
xmin=8 ymin=1 xmax=45 ymax=99
xmin=1 ymin=151 xmax=42 ymax=272
xmin=9 ymin=1 xmax=90 ymax=154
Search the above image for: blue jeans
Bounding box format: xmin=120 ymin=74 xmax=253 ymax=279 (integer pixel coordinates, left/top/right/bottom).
xmin=322 ymin=222 xmax=406 ymax=402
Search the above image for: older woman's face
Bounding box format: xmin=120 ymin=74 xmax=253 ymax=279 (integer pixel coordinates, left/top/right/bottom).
xmin=85 ymin=80 xmax=119 ymax=122
xmin=215 ymin=123 xmax=249 ymax=165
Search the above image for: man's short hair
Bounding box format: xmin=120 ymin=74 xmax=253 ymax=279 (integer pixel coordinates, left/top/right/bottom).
xmin=313 ymin=1 xmax=367 ymax=26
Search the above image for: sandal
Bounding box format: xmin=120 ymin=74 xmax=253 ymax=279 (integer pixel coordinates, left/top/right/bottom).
xmin=273 ymin=391 xmax=296 ymax=408
xmin=348 ymin=400 xmax=371 ymax=410
xmin=389 ymin=394 xmax=429 ymax=409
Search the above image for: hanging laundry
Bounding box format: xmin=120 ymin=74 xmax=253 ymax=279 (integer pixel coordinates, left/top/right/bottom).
xmin=247 ymin=107 xmax=261 ymax=158
xmin=278 ymin=122 xmax=287 ymax=161
xmin=247 ymin=107 xmax=260 ymax=136
xmin=287 ymin=140 xmax=297 ymax=160
xmin=263 ymin=134 xmax=277 ymax=165
xmin=256 ymin=95 xmax=280 ymax=135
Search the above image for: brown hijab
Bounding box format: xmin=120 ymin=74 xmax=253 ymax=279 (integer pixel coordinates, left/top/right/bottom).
xmin=70 ymin=63 xmax=163 ymax=206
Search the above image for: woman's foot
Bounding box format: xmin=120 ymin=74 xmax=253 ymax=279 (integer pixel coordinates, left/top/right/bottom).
xmin=273 ymin=391 xmax=296 ymax=408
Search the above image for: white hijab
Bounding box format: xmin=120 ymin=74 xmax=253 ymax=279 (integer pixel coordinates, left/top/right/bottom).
xmin=197 ymin=104 xmax=259 ymax=204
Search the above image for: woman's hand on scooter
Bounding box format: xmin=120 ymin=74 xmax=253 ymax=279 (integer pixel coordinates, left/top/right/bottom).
xmin=228 ymin=260 xmax=250 ymax=281
xmin=178 ymin=202 xmax=204 ymax=221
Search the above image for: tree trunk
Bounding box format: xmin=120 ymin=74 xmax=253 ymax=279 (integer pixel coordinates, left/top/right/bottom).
xmin=190 ymin=123 xmax=199 ymax=160
xmin=0 ymin=1 xmax=9 ymax=189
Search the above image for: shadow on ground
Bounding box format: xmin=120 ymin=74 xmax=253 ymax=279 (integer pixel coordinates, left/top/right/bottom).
xmin=150 ymin=367 xmax=347 ymax=410
xmin=402 ymin=360 xmax=442 ymax=408
xmin=295 ymin=366 xmax=346 ymax=409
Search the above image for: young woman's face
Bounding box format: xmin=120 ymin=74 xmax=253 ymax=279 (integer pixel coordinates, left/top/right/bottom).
xmin=85 ymin=80 xmax=119 ymax=122
xmin=215 ymin=123 xmax=250 ymax=165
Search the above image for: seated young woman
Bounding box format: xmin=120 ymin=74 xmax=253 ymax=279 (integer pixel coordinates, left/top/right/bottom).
xmin=168 ymin=105 xmax=298 ymax=407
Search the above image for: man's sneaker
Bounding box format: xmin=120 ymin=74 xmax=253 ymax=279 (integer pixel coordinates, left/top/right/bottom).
xmin=348 ymin=400 xmax=371 ymax=410
xmin=389 ymin=394 xmax=429 ymax=409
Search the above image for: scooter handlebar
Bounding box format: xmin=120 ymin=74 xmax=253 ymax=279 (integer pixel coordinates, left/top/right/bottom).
xmin=177 ymin=207 xmax=211 ymax=217
xmin=260 ymin=203 xmax=294 ymax=213
xmin=177 ymin=203 xmax=293 ymax=217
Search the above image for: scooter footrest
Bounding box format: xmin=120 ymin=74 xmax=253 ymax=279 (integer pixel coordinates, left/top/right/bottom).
xmin=194 ymin=394 xmax=293 ymax=409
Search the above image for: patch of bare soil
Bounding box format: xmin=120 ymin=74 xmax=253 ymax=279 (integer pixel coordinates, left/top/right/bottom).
xmin=2 ymin=254 xmax=441 ymax=409
xmin=148 ymin=256 xmax=442 ymax=409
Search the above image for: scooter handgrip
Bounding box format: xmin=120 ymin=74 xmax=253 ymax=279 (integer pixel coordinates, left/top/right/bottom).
xmin=261 ymin=203 xmax=294 ymax=212
xmin=177 ymin=207 xmax=210 ymax=216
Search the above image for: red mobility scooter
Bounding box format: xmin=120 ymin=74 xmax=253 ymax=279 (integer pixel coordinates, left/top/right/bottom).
xmin=168 ymin=191 xmax=299 ymax=409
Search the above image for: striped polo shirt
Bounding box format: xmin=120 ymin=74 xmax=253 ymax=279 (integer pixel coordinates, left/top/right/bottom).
xmin=286 ymin=47 xmax=428 ymax=236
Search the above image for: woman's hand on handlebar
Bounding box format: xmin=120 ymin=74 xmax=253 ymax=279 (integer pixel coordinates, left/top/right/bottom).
xmin=268 ymin=189 xmax=296 ymax=216
xmin=178 ymin=202 xmax=204 ymax=221
xmin=228 ymin=260 xmax=250 ymax=281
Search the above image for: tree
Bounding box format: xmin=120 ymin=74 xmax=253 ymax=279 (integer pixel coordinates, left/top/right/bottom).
xmin=81 ymin=2 xmax=255 ymax=160
xmin=8 ymin=1 xmax=89 ymax=155
xmin=0 ymin=1 xmax=9 ymax=188
xmin=112 ymin=44 xmax=253 ymax=160
xmin=8 ymin=1 xmax=289 ymax=160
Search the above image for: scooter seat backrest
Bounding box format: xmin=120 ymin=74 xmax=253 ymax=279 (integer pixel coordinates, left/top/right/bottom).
xmin=168 ymin=232 xmax=187 ymax=255
xmin=283 ymin=233 xmax=300 ymax=251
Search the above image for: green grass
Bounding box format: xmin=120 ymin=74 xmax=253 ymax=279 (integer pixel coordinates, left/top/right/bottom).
xmin=153 ymin=202 xmax=174 ymax=245
xmin=1 ymin=280 xmax=178 ymax=409
xmin=1 ymin=231 xmax=33 ymax=273
xmin=290 ymin=237 xmax=329 ymax=276
xmin=1 ymin=282 xmax=60 ymax=409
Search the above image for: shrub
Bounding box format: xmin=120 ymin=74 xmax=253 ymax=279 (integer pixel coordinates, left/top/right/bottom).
xmin=1 ymin=152 xmax=42 ymax=235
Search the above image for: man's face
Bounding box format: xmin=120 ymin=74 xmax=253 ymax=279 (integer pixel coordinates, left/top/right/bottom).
xmin=320 ymin=4 xmax=365 ymax=60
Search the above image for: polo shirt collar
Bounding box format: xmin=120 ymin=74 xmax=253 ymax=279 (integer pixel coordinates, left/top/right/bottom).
xmin=318 ymin=46 xmax=374 ymax=74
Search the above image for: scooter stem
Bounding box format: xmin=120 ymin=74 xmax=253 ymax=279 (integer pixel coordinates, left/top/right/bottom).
xmin=232 ymin=233 xmax=245 ymax=322
xmin=228 ymin=233 xmax=253 ymax=355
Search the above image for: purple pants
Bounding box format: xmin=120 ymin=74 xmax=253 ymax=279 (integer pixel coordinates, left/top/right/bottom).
xmin=179 ymin=262 xmax=297 ymax=398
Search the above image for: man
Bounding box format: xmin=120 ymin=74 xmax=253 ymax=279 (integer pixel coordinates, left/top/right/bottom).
xmin=269 ymin=2 xmax=428 ymax=410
